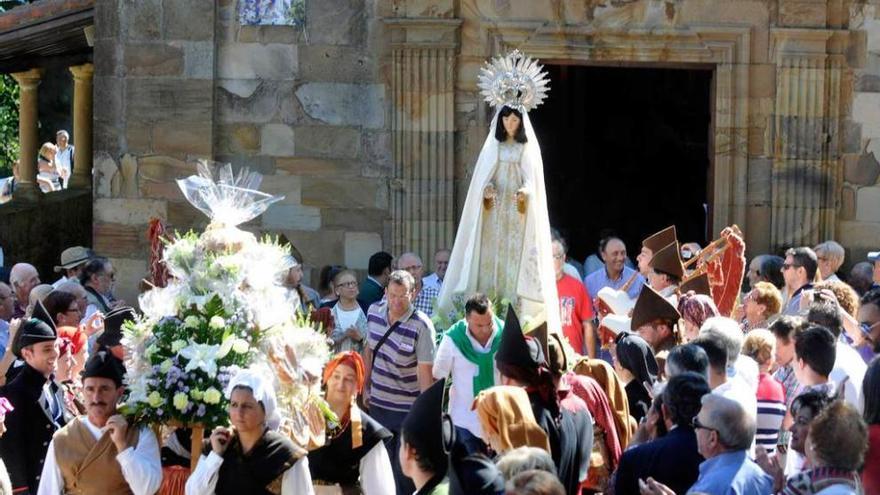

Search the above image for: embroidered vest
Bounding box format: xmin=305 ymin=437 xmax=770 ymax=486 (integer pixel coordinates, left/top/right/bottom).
xmin=53 ymin=417 xmax=140 ymax=495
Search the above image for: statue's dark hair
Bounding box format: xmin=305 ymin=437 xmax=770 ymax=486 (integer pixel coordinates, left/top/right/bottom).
xmin=495 ymin=106 xmax=527 ymax=143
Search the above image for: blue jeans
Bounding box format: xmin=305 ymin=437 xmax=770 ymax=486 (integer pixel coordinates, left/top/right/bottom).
xmin=369 ymin=404 xmax=415 ymax=495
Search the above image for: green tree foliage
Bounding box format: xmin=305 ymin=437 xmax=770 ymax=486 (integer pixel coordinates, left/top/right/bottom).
xmin=0 ymin=74 xmax=18 ymax=178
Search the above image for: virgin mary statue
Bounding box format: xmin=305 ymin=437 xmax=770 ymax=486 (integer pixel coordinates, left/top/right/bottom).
xmin=437 ymin=51 xmax=560 ymax=333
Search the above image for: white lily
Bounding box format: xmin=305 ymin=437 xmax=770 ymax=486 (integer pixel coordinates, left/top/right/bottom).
xmin=179 ymin=341 xmax=221 ymax=376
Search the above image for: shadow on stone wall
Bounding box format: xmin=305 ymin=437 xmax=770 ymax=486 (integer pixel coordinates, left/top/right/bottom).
xmin=0 ymin=188 xmax=92 ymax=280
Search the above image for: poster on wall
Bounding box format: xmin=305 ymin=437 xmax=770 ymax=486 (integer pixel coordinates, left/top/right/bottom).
xmin=238 ymin=0 xmax=305 ymax=26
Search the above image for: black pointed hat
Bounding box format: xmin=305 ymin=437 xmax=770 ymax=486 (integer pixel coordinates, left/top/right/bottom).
xmin=12 ymin=300 xmax=57 ymax=358
xmin=402 ymin=379 xmax=448 ymax=476
xmin=97 ymin=306 xmax=137 ymax=348
xmin=81 ymin=350 xmax=126 ymax=386
xmin=495 ymin=305 xmax=544 ymax=369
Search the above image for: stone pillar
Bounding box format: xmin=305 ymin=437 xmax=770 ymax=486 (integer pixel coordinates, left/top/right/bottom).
xmin=69 ymin=63 xmax=94 ymax=189
xmin=769 ymin=29 xmax=845 ymax=249
xmin=386 ymin=18 xmax=461 ymax=261
xmin=11 ymin=68 xmax=44 ymax=200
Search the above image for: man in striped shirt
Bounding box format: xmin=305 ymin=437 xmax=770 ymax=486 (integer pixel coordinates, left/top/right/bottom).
xmin=363 ymin=269 xmax=437 ymax=495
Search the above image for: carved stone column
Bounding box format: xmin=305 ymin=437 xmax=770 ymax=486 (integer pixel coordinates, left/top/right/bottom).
xmin=769 ymin=29 xmax=845 ymax=249
xmin=385 ymin=18 xmax=461 ymax=261
xmin=11 ymin=68 xmax=44 ymax=201
xmin=69 ymin=63 xmax=94 ymax=189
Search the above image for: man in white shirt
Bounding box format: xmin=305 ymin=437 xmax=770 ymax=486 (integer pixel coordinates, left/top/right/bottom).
xmin=422 ymin=248 xmax=450 ymax=293
xmin=38 ymin=351 xmax=162 ymax=495
xmin=54 ymin=130 xmax=73 ymax=189
xmin=432 ymin=293 xmax=503 ymax=454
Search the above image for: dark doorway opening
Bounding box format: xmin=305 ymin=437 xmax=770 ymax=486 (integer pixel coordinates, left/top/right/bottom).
xmin=530 ymin=64 xmax=713 ymax=267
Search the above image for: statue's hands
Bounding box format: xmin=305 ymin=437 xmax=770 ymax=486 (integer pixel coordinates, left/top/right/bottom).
xmin=516 ymin=188 xmax=528 ymax=214
xmin=483 ymin=183 xmax=497 ymax=209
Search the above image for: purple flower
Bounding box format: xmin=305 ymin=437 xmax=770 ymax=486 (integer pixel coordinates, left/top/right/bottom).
xmin=157 ymin=408 xmax=164 ymax=416
xmin=196 ymin=405 xmax=206 ymax=417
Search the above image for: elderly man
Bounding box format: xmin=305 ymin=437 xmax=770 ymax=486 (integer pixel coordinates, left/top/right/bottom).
xmin=746 ymin=254 xmax=768 ymax=290
xmin=0 ymin=307 xmax=70 ymax=494
xmin=54 ymin=130 xmax=73 ymax=189
xmin=51 ymin=246 xmax=92 ymax=288
xmin=782 ymin=247 xmax=818 ymax=315
xmin=398 ymin=252 xmax=438 ymax=317
xmin=37 ymin=351 xmax=162 ymax=495
xmin=79 ymin=257 xmax=125 ymax=317
xmin=9 ymin=263 xmax=40 ymax=319
xmin=584 ymin=236 xmax=644 ymax=307
xmin=433 ymin=293 xmax=503 ymax=454
xmin=814 ymin=241 xmax=844 ymax=282
xmin=552 ymin=239 xmax=595 ymax=357
xmin=641 ymin=394 xmax=772 ymax=495
xmin=422 ymin=248 xmax=450 ymax=293
xmin=363 ymin=269 xmax=436 ymax=495
xmin=0 ymin=283 xmax=13 ymax=356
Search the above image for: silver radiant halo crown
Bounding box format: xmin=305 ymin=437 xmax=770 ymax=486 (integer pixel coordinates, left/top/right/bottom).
xmin=477 ymin=50 xmax=550 ymax=113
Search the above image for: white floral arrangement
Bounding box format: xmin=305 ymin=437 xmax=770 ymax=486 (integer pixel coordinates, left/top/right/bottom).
xmin=121 ymin=162 xmax=331 ymax=436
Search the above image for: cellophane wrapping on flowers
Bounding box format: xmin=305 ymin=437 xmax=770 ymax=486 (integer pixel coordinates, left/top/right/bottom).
xmin=121 ymin=161 xmax=331 ymax=446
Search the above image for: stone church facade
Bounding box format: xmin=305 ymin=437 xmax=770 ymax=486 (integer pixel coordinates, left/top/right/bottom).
xmin=90 ymin=0 xmax=880 ymax=304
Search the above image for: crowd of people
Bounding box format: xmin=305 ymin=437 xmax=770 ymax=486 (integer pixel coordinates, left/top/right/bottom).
xmin=0 ymin=228 xmax=879 ymax=495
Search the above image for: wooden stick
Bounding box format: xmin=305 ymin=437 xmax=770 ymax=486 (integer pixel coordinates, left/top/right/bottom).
xmin=190 ymin=424 xmax=204 ymax=472
xmin=620 ymin=270 xmax=641 ymax=292
xmin=683 ymin=237 xmax=728 ymax=269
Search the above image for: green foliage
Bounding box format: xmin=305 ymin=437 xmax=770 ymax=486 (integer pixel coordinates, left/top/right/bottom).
xmin=0 ymin=74 xmax=19 ymax=178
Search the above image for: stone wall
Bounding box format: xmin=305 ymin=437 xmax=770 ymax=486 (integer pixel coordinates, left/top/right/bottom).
xmin=93 ymin=0 xmax=389 ymax=305
xmin=845 ymin=2 xmax=880 ymax=264
xmin=92 ymin=0 xmax=880 ymax=305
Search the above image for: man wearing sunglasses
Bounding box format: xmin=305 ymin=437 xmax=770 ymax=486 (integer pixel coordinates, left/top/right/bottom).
xmin=860 ymin=288 xmax=880 ymax=356
xmin=782 ymin=247 xmax=818 ymax=316
xmin=640 ymin=394 xmax=772 ymax=495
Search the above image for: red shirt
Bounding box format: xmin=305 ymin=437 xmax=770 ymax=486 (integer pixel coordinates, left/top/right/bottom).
xmin=556 ymin=274 xmax=595 ymax=355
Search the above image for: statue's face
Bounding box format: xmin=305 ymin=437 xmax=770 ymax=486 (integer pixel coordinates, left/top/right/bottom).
xmin=502 ymin=112 xmax=521 ymax=138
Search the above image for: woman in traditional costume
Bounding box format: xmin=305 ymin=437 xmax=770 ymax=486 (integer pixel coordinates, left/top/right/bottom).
xmin=308 ymin=351 xmax=394 ymax=494
xmin=472 ymin=386 xmax=550 ymax=456
xmin=437 ymin=51 xmax=559 ymax=333
xmin=185 ymin=368 xmax=314 ymax=495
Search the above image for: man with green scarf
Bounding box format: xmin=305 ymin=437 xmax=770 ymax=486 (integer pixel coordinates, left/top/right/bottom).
xmin=432 ymin=293 xmax=503 ymax=454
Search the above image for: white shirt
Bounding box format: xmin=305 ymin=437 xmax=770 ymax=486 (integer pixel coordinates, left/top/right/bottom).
xmin=714 ymin=375 xmax=758 ymax=420
xmin=55 ymin=146 xmax=73 ymax=188
xmin=357 ymin=441 xmax=396 ymax=495
xmin=831 ymin=341 xmax=866 ymax=412
xmin=185 ymin=451 xmax=314 ymax=495
xmin=335 ymin=306 xmax=362 ymax=333
xmin=732 ymin=356 xmax=759 ymax=393
xmin=37 ymin=417 xmax=162 ymax=495
xmin=422 ymin=273 xmax=442 ymax=292
xmin=432 ymin=325 xmax=500 ymax=438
